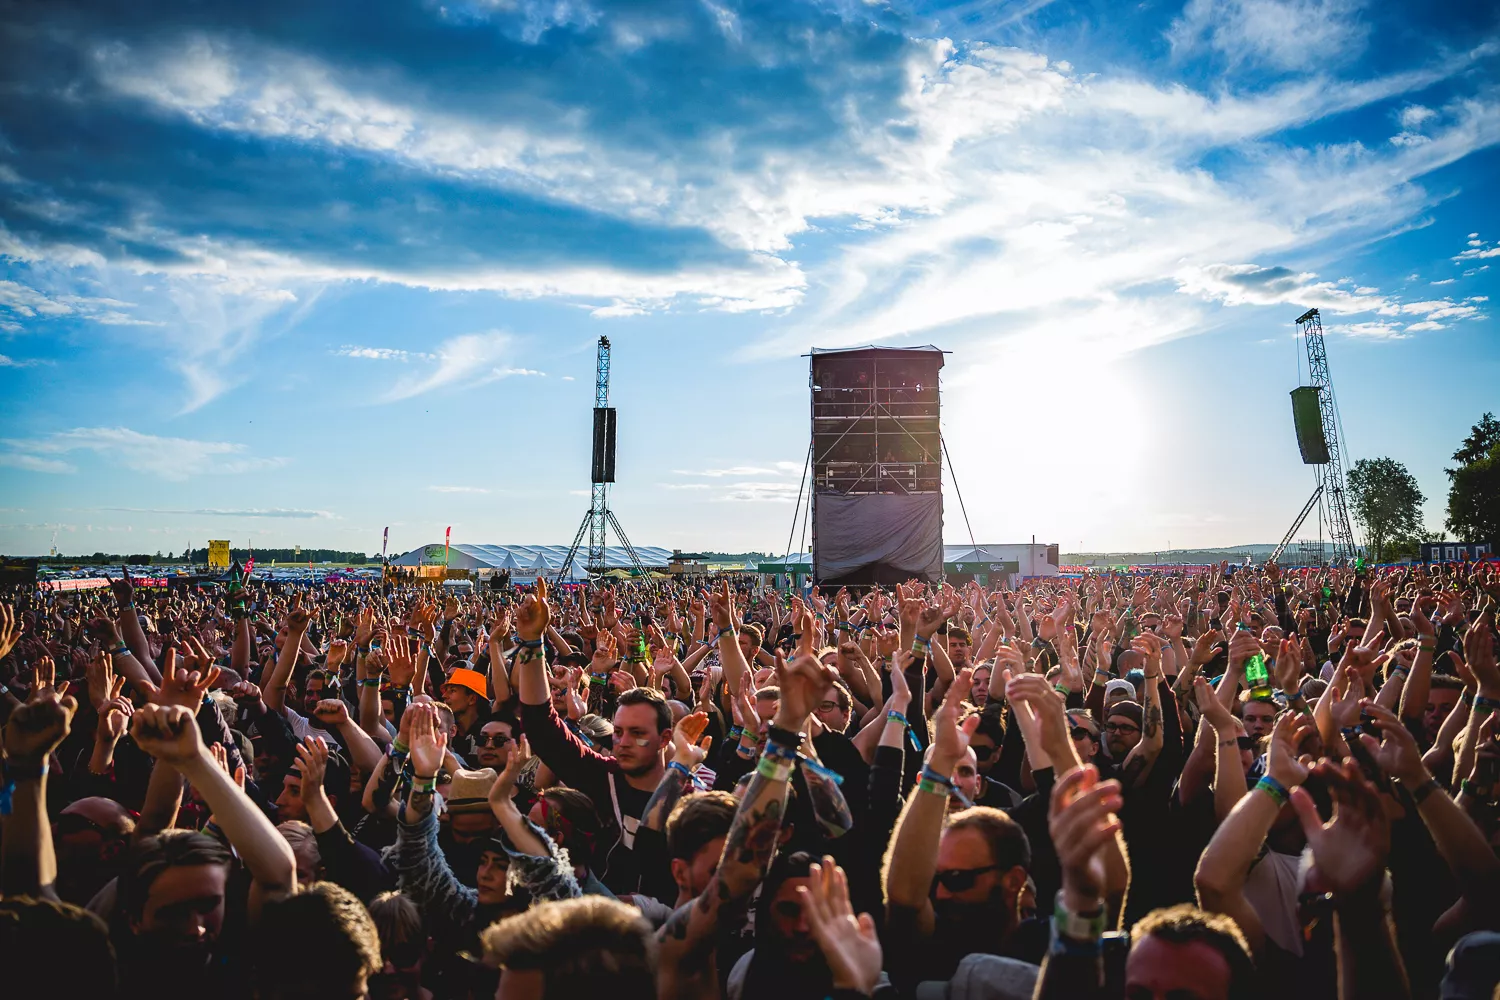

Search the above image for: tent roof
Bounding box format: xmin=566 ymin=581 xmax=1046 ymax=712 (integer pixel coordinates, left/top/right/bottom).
xmin=390 ymin=542 xmax=676 ymax=571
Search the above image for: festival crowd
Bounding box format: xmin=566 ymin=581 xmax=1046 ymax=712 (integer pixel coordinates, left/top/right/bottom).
xmin=2 ymin=559 xmax=1500 ymax=999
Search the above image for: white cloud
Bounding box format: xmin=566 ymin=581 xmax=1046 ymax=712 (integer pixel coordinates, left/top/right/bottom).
xmin=1167 ymin=0 xmax=1368 ymax=71
xmin=0 ymin=427 xmax=284 ymax=480
xmin=1326 ymin=320 xmax=1406 ymax=339
xmin=1400 ymin=105 xmax=1437 ymax=130
xmin=1404 ymin=320 xmax=1445 ymax=332
xmin=673 ymin=465 xmax=797 ymax=478
xmin=427 ymin=485 xmax=491 ymax=494
xmin=384 ymin=330 xmax=517 ymax=401
xmin=716 ymin=481 xmax=804 ymax=503
xmin=657 ymin=482 xmax=711 ymax=490
xmin=338 ymin=346 xmax=432 ymax=361
xmin=100 ymin=506 xmax=333 ymax=518
xmin=1430 ymin=278 xmax=1455 ymax=285
xmin=1175 ymin=263 xmax=1388 ymax=313
xmin=0 ymin=354 xmax=39 ymax=368
xmin=0 ymin=280 xmax=156 ymax=329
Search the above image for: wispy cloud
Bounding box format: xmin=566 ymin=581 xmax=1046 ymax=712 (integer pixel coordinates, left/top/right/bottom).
xmin=0 ymin=427 xmax=284 ymax=480
xmin=337 ymin=345 xmax=433 ymax=361
xmin=1167 ymin=0 xmax=1369 ymax=71
xmin=0 ymin=354 xmax=40 ymax=368
xmin=384 ymin=330 xmax=518 ymax=402
xmin=673 ymin=463 xmax=804 ymax=478
xmin=1176 ymin=264 xmax=1389 ymax=313
xmin=99 ymin=507 xmax=334 ymax=518
xmin=427 ymin=485 xmax=490 ymax=494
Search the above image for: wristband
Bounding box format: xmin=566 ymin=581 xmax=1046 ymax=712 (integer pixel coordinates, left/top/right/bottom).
xmin=761 ymin=739 xmax=799 ymax=762
xmin=886 ymin=710 xmax=910 ymax=727
xmin=1255 ymin=775 xmax=1289 ymax=806
xmin=714 ymin=627 xmax=734 ymax=643
xmin=359 ymin=678 xmax=382 ymax=688
xmin=766 ymin=725 xmax=805 ymax=751
xmin=391 ymin=739 xmax=409 ymax=756
xmin=411 ymin=777 xmax=437 ymax=795
xmin=1051 ymin=890 xmax=1107 ymax=942
xmin=1472 ymin=702 xmax=1495 ymax=719
xmin=1053 ymin=682 xmax=1071 ymax=698
xmin=756 ymin=755 xmax=795 ymax=782
xmin=109 ymin=645 xmax=130 ymax=657
xmin=727 ymin=725 xmax=744 ymax=740
xmin=1419 ymin=644 xmax=1436 ymax=653
xmin=1475 ymin=695 xmax=1500 ymax=712
xmin=917 ymin=777 xmax=949 ymax=797
xmin=514 ymin=637 xmax=543 ymax=649
xmin=2 ymin=759 xmax=48 ymax=782
xmin=919 ymin=766 xmax=953 ymax=788
xmin=1409 ymin=778 xmax=1442 ymax=805
xmin=1462 ymin=689 xmax=1476 ymax=707
xmin=357 ymin=645 xmax=372 ymax=655
xmin=1460 ymin=778 xmax=1490 ymax=799
xmin=667 ymin=761 xmax=694 ymax=780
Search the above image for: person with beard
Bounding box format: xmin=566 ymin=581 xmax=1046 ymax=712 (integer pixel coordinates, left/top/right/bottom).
xmin=112 ymin=703 xmax=298 ymax=1000
xmin=514 ymin=579 xmax=675 ymax=894
xmin=656 ymin=619 xmax=842 ymax=1000
xmin=51 ymin=797 xmax=136 ymax=907
xmin=882 ymin=668 xmax=1039 ymax=991
xmin=390 ymin=703 xmax=577 ymax=986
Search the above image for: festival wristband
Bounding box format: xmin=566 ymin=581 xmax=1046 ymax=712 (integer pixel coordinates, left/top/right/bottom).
xmin=1051 ymin=891 xmax=1107 ymax=942
xmin=917 ymin=777 xmax=948 ymax=797
xmin=766 ymin=725 xmax=805 ymax=751
xmin=359 ymin=678 xmax=382 ymax=688
xmin=1475 ymin=695 xmax=1500 ymax=713
xmin=757 ymin=755 xmax=795 ymax=782
xmin=1255 ymin=775 xmax=1289 ymax=806
xmin=667 ymin=761 xmax=694 ymax=780
xmin=109 ymin=645 xmax=130 ymax=657
xmin=919 ymin=766 xmax=953 ymax=788
xmin=514 ymin=637 xmax=543 ymax=649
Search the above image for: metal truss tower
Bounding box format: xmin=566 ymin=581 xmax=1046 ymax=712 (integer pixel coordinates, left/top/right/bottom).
xmin=557 ymin=337 xmax=650 ymax=585
xmin=1272 ymin=309 xmax=1358 ymax=565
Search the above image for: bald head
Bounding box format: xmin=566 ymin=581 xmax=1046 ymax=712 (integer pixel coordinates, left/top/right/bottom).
xmin=60 ymin=797 xmax=136 ymax=837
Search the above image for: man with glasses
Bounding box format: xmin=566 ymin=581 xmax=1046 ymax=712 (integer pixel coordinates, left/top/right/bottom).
xmin=473 ymin=718 xmax=517 ymax=773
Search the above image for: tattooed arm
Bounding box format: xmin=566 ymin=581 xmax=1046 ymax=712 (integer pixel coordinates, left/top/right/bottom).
xmin=654 ymin=644 xmax=836 ymax=1000
xmin=1119 ymin=637 xmax=1166 ymax=790
xmin=654 ymin=743 xmax=794 ymax=1000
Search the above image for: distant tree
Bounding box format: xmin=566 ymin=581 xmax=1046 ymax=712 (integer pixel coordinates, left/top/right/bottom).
xmin=1347 ymin=457 xmax=1425 ymax=563
xmin=1446 ymin=413 xmax=1500 ymax=543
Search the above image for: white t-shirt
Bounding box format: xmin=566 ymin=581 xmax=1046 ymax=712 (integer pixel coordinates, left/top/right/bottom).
xmin=1244 ymin=848 xmax=1304 ymax=957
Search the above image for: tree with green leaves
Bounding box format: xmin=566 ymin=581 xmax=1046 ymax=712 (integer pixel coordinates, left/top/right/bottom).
xmin=1347 ymin=457 xmax=1425 ymax=563
xmin=1446 ymin=412 xmax=1500 ymax=543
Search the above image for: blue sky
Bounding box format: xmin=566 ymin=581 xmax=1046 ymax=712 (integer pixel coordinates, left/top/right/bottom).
xmin=1 ymin=0 xmax=1496 ymax=558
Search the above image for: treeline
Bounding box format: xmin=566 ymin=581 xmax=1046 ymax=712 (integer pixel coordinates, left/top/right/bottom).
xmin=185 ymin=547 xmax=372 ymax=565
xmin=37 ymin=549 xmax=373 ymax=566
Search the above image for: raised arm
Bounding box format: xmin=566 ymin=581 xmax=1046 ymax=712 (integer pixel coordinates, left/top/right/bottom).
xmin=132 ymin=704 xmax=297 ymax=913
xmin=883 ymin=668 xmax=976 ymax=932
xmin=264 ymin=593 xmax=310 ymax=714
xmin=655 ymin=645 xmax=836 ymax=996
xmin=1195 ymin=712 xmax=1314 ymax=954
xmin=0 ymin=685 xmax=76 ymax=898
xmin=709 ymin=581 xmax=751 ymax=703
xmin=1118 ymin=633 xmax=1166 ymax=788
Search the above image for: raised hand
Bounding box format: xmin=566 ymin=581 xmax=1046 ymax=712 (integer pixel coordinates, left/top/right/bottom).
xmin=3 ymin=685 xmax=77 ymax=763
xmin=798 ymin=858 xmax=882 ymax=995
xmin=85 ymin=649 xmax=118 ymax=712
xmin=313 ymin=698 xmax=351 ymax=728
xmin=670 ymin=711 xmax=713 ymax=770
xmin=928 ymin=668 xmax=978 ymax=772
xmin=708 ymin=580 xmax=736 ymax=631
xmin=354 ymin=606 xmax=375 ymax=648
xmin=407 ymin=702 xmax=447 ymax=777
xmin=385 ymin=634 xmax=417 ymax=687
xmin=294 ymin=735 xmax=329 ymax=789
xmin=97 ymin=688 xmax=134 ymax=743
xmin=490 ymin=735 xmax=532 ymax=811
xmin=145 ymin=651 xmax=221 ymax=710
xmin=1266 ymin=710 xmax=1313 ymax=789
xmin=515 ymin=577 xmax=551 ymax=641
xmin=1290 ymin=759 xmax=1390 ymax=899
xmin=1193 ymin=676 xmax=1235 ymax=732
xmin=1463 ymin=622 xmax=1498 ymax=697
xmin=130 ymin=703 xmax=204 ymax=766
xmin=1357 ymin=700 xmax=1428 ymax=786
xmin=771 ymin=648 xmax=839 ymax=730
xmin=286 ymin=592 xmax=311 ymax=634
xmin=1049 ymin=765 xmax=1123 ymax=911
xmin=1273 ymin=638 xmax=1304 ymax=693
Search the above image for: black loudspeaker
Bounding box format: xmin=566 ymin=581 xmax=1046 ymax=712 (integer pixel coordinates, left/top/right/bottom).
xmin=592 ymin=407 xmax=617 ymax=483
xmin=1290 ymin=387 xmax=1329 ymax=465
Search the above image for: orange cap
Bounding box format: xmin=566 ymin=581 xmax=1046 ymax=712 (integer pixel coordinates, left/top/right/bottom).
xmin=445 ymin=667 xmax=488 ymax=700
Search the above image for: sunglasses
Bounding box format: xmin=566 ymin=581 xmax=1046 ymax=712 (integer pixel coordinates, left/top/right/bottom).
xmin=1070 ymin=727 xmax=1099 ymax=742
xmin=932 ymin=864 xmax=1000 ymax=893
xmin=1104 ymin=721 xmax=1140 ymax=734
xmin=817 ymin=700 xmax=847 ymax=713
xmin=971 ymin=744 xmax=996 ymax=760
xmin=475 ymin=733 xmax=514 ymax=747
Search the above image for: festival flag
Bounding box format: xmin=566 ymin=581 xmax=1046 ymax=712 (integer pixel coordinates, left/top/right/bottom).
xmin=445 ymin=526 xmax=452 ymax=567
xmin=382 ymin=526 xmax=389 ymax=558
